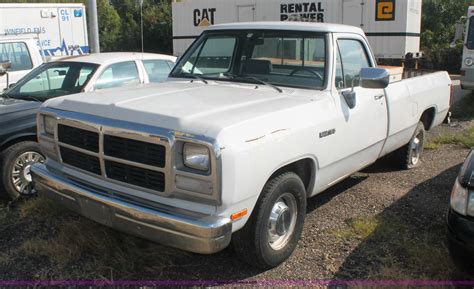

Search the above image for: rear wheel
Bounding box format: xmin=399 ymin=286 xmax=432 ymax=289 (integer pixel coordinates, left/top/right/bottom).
xmin=232 ymin=172 xmax=306 ymax=269
xmin=391 ymin=121 xmax=425 ymax=170
xmin=1 ymin=141 xmax=45 ymax=200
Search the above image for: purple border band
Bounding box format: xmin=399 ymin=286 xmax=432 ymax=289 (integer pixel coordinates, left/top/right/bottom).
xmin=0 ymin=280 xmax=473 ymax=286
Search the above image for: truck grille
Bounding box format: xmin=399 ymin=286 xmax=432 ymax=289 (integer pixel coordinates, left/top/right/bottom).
xmin=58 ymin=124 xmax=99 ymax=152
xmin=58 ymin=124 xmax=167 ymax=193
xmin=60 ymin=146 xmax=101 ymax=175
xmin=104 ymin=135 xmax=166 ymax=168
xmin=105 ymin=161 xmax=165 ymax=192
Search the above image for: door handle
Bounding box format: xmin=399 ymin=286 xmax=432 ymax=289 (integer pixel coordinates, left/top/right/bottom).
xmin=374 ymin=94 xmax=384 ymax=100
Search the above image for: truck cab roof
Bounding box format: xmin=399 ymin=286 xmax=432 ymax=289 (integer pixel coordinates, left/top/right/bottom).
xmin=206 ymin=21 xmax=365 ymax=36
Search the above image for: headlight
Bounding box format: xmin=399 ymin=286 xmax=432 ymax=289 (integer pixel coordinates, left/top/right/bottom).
xmin=451 ymin=179 xmax=468 ymax=216
xmin=183 ymin=143 xmax=210 ymax=171
xmin=43 ymin=115 xmax=56 ymax=136
xmin=468 ymin=192 xmax=474 ymax=216
xmin=465 ymin=57 xmax=473 ymax=67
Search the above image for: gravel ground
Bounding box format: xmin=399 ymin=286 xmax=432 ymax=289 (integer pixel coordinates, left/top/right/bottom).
xmin=0 ymin=122 xmax=472 ymax=282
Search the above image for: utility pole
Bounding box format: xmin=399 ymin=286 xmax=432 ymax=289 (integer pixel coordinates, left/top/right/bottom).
xmin=140 ymin=0 xmax=144 ymax=53
xmin=87 ymin=0 xmax=100 ymax=53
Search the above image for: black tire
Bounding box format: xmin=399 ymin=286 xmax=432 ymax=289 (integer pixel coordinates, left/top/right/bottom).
xmin=1 ymin=141 xmax=44 ymax=200
xmin=391 ymin=121 xmax=425 ymax=170
xmin=448 ymin=237 xmax=474 ymax=273
xmin=232 ymin=172 xmax=306 ymax=269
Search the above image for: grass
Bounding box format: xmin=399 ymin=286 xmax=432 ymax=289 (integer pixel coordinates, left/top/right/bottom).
xmin=333 ymin=217 xmax=380 ymax=240
xmin=5 ymin=195 xmax=188 ymax=279
xmin=426 ymin=126 xmax=474 ymax=149
xmin=451 ymin=93 xmax=474 ymax=120
xmin=333 ymin=215 xmax=457 ymax=280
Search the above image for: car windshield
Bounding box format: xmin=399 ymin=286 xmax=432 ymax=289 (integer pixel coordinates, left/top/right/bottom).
xmin=4 ymin=61 xmax=99 ymax=101
xmin=170 ymin=30 xmax=327 ymax=90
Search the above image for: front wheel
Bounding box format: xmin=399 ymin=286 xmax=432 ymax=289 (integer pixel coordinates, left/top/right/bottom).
xmin=232 ymin=172 xmax=306 ymax=269
xmin=1 ymin=141 xmax=45 ymax=200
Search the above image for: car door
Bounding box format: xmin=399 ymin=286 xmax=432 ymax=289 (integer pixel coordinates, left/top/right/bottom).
xmin=329 ymin=33 xmax=388 ymax=176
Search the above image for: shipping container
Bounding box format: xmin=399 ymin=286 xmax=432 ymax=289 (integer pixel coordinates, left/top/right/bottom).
xmin=0 ymin=3 xmax=89 ymax=58
xmin=172 ymin=0 xmax=422 ymax=59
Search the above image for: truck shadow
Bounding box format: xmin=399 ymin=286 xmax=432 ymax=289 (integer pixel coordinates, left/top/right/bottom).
xmin=328 ymin=163 xmax=472 ymax=282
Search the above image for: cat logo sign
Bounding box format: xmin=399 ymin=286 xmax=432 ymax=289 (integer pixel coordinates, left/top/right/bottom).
xmin=376 ymin=0 xmax=395 ymax=21
xmin=193 ymin=8 xmax=217 ymax=27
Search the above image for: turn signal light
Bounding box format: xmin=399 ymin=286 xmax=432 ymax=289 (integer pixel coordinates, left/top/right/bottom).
xmin=231 ymin=209 xmax=248 ymax=221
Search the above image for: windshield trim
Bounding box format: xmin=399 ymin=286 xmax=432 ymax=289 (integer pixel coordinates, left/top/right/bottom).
xmin=170 ymin=29 xmax=329 ymax=91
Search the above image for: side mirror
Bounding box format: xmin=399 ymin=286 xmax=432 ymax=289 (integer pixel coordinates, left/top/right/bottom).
xmin=359 ymin=67 xmax=390 ymax=89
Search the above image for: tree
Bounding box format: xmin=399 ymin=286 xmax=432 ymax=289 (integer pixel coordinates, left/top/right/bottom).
xmin=97 ymin=0 xmax=120 ymax=52
xmin=422 ymin=0 xmax=470 ymax=49
xmin=110 ymin=0 xmax=172 ymax=53
xmin=420 ymin=0 xmax=471 ymax=72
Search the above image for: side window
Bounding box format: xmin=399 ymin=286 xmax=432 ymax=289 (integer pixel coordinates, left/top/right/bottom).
xmin=337 ymin=39 xmax=371 ymax=89
xmin=0 ymin=42 xmax=33 ymax=72
xmin=94 ymin=61 xmax=140 ymax=90
xmin=143 ymin=59 xmax=172 ymax=83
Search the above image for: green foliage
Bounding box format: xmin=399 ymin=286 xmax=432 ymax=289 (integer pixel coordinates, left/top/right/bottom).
xmin=109 ymin=0 xmax=172 ymax=53
xmin=97 ymin=0 xmax=120 ymax=52
xmin=420 ymin=0 xmax=471 ymax=73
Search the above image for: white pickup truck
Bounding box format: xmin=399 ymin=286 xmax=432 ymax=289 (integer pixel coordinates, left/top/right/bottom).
xmin=31 ymin=22 xmax=451 ymax=269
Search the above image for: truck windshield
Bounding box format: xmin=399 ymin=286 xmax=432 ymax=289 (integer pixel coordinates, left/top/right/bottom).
xmin=4 ymin=61 xmax=99 ymax=101
xmin=170 ymin=30 xmax=327 ymax=90
xmin=468 ymin=17 xmax=474 ymax=50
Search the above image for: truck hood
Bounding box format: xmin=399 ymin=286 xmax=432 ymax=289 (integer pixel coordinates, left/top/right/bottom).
xmin=0 ymin=97 xmax=41 ymax=114
xmin=44 ymin=81 xmax=316 ymax=138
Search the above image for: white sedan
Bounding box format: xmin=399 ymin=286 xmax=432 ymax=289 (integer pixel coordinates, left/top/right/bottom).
xmin=5 ymin=52 xmax=177 ymax=100
xmin=0 ymin=52 xmax=175 ymax=199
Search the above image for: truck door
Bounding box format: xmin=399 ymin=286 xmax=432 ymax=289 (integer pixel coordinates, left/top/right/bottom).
xmin=58 ymin=6 xmax=88 ymax=56
xmin=331 ymin=33 xmax=388 ymax=173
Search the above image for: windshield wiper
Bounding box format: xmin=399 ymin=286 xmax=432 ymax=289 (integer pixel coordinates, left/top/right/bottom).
xmin=223 ymin=73 xmax=282 ymax=93
xmin=180 ymin=73 xmax=208 ymax=85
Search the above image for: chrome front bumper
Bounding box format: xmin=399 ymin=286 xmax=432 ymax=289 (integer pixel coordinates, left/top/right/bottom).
xmin=30 ymin=164 xmax=232 ymax=254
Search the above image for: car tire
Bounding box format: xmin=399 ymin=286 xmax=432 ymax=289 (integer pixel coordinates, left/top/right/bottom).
xmin=1 ymin=141 xmax=45 ymax=200
xmin=448 ymin=237 xmax=474 ymax=272
xmin=232 ymin=172 xmax=306 ymax=269
xmin=391 ymin=121 xmax=425 ymax=170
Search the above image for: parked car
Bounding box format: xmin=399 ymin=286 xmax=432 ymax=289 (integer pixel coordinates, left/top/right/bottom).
xmin=447 ymin=150 xmax=474 ymax=269
xmin=31 ymin=22 xmax=451 ymax=269
xmin=0 ymin=52 xmax=176 ymax=199
xmin=0 ymin=35 xmax=45 ymax=90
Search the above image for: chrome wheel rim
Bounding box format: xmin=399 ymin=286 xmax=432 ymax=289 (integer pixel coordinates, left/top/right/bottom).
xmin=410 ymin=134 xmax=422 ymax=166
xmin=267 ymin=193 xmax=298 ymax=250
xmin=11 ymin=151 xmax=45 ymax=194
